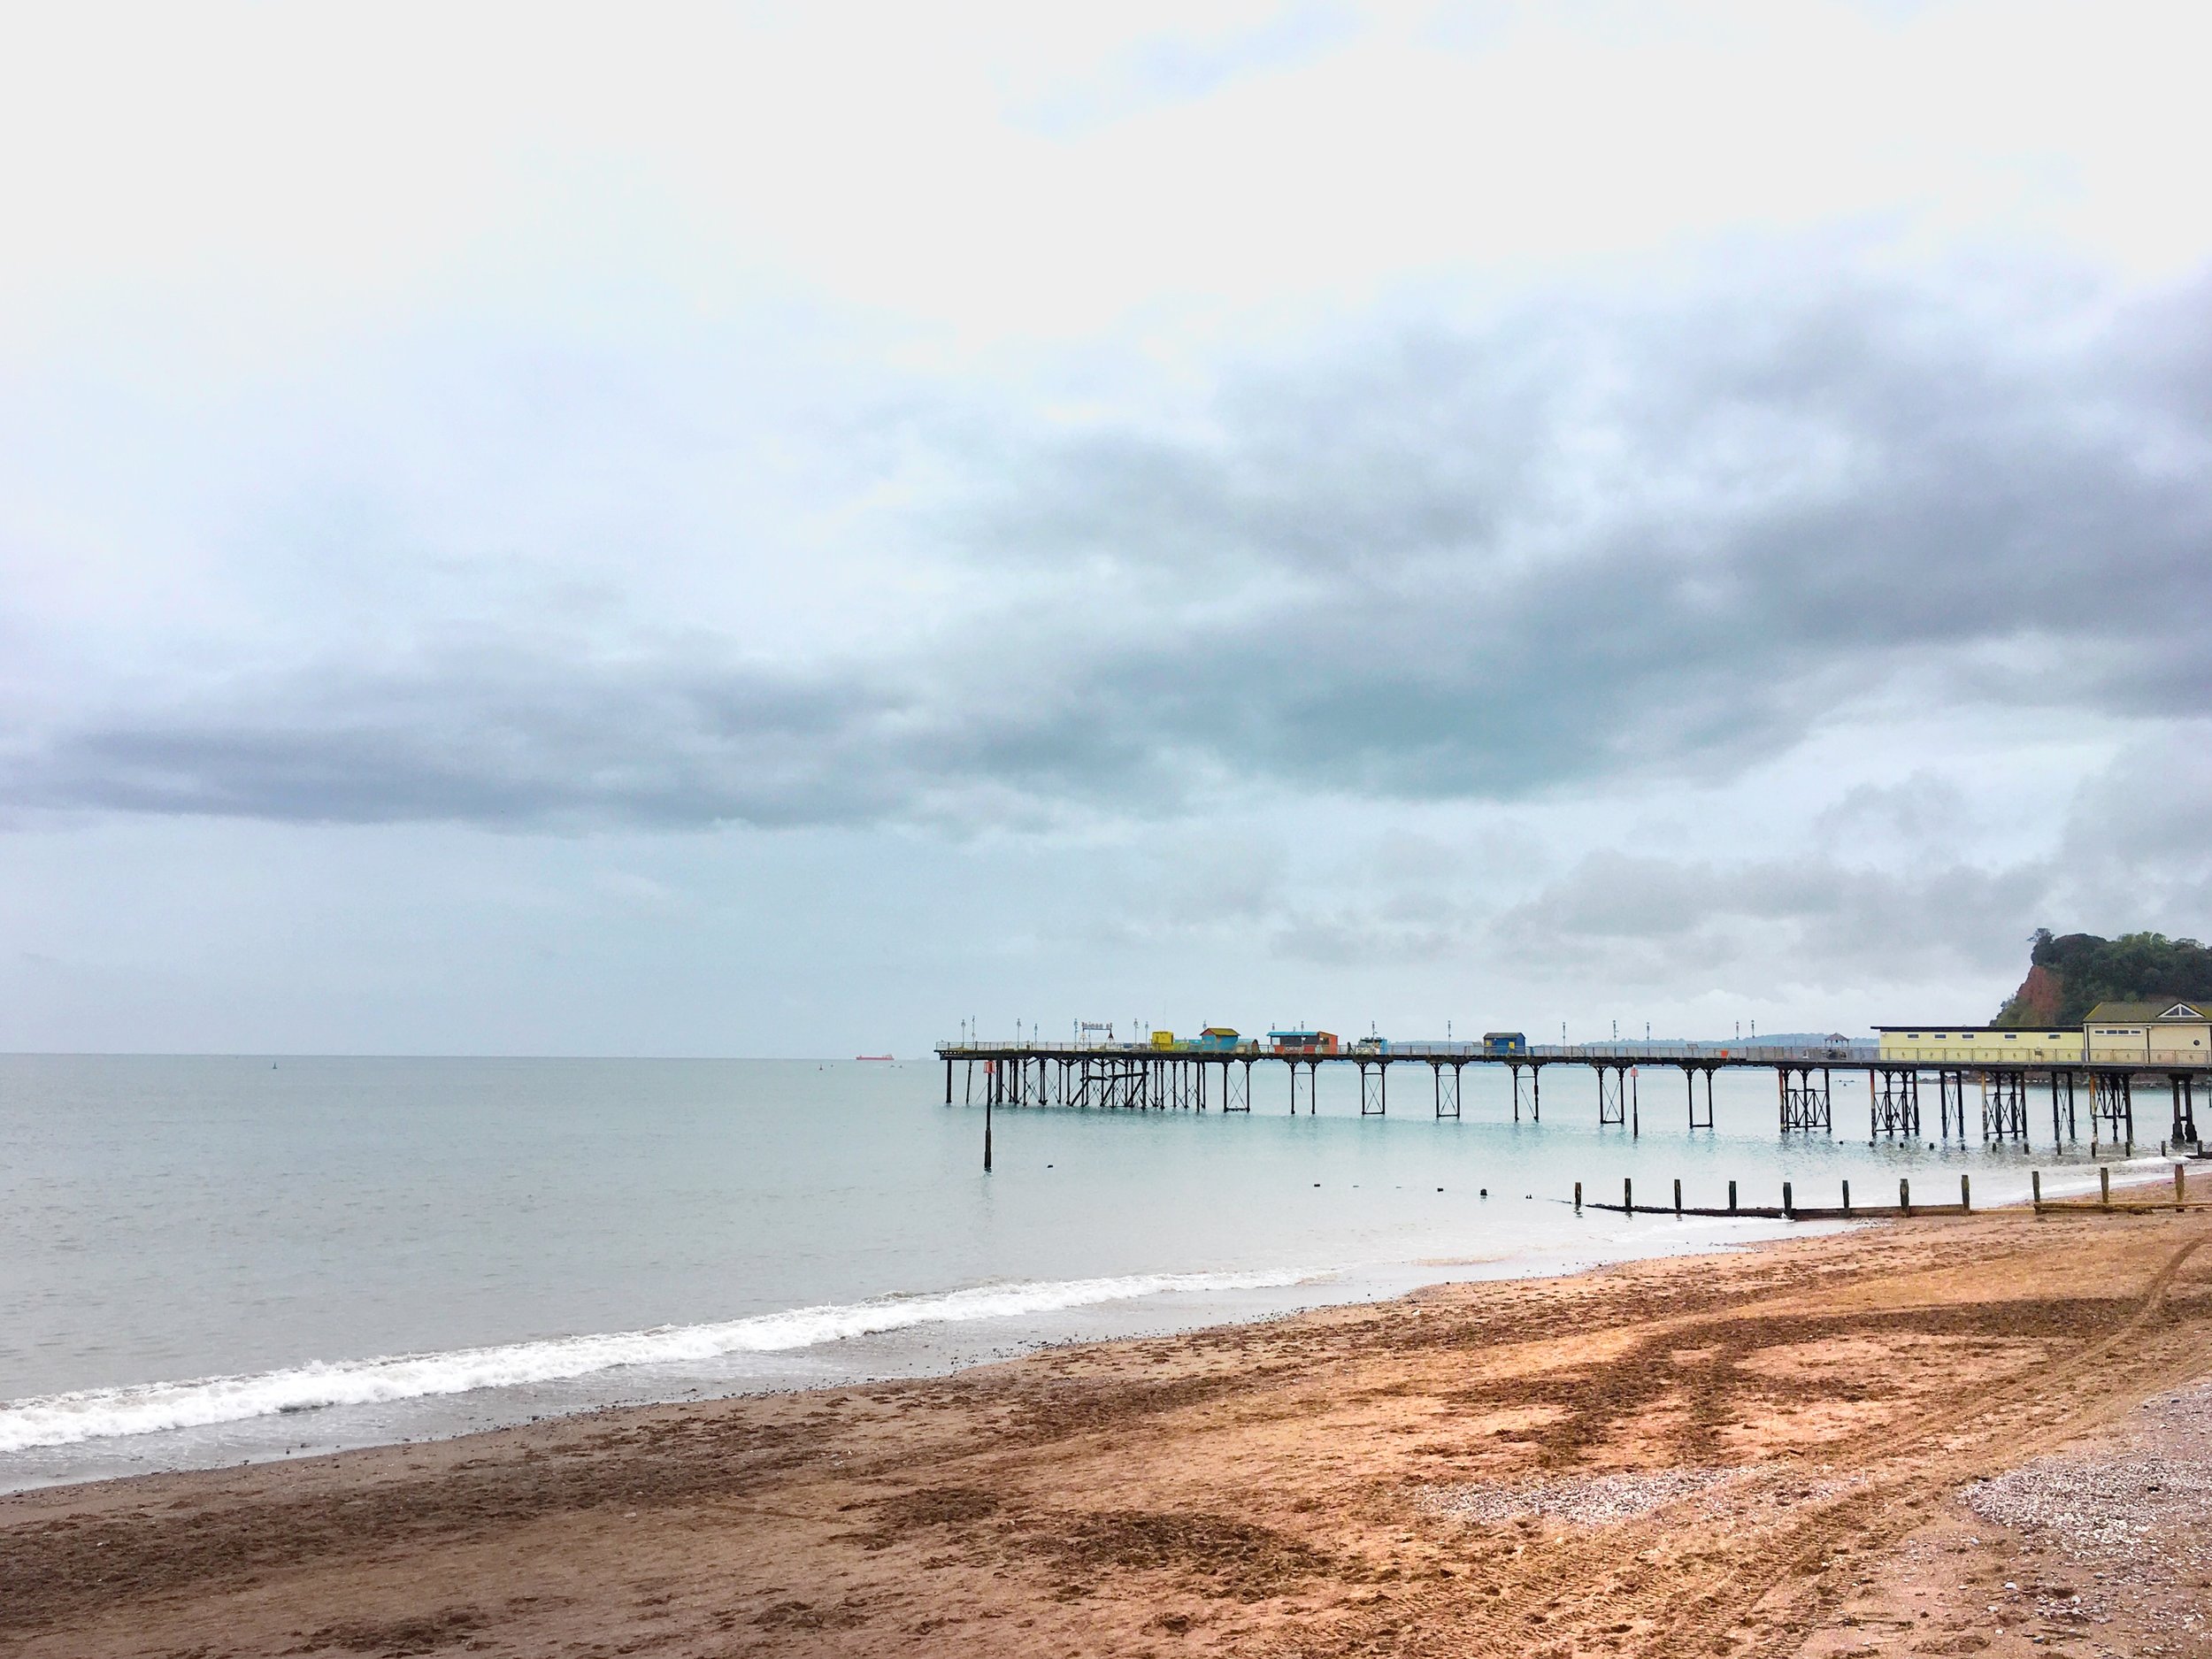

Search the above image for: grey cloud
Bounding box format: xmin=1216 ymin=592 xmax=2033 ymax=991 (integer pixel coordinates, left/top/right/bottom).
xmin=1081 ymin=828 xmax=1476 ymax=966
xmin=957 ymin=273 xmax=2212 ymax=793
xmin=1269 ymin=910 xmax=1469 ymax=967
xmin=1490 ymin=731 xmax=2212 ymax=1001
xmin=2051 ymin=725 xmax=2212 ymax=919
xmin=9 ymin=264 xmax=2212 ymax=831
xmin=19 ymin=649 xmax=1180 ymax=832
xmin=1812 ymin=776 xmax=1975 ymax=857
xmin=1488 ymin=849 xmax=2052 ymax=994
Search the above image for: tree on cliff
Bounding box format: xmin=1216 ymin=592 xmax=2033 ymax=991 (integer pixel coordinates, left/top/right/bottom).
xmin=1994 ymin=930 xmax=2212 ymax=1027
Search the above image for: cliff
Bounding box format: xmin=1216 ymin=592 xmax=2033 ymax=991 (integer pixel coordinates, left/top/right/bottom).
xmin=1994 ymin=929 xmax=2212 ymax=1027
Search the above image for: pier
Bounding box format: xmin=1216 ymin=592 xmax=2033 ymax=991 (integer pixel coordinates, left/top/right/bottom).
xmin=934 ymin=1039 xmax=2211 ymax=1148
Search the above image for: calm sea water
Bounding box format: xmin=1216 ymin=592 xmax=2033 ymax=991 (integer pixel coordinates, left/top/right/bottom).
xmin=0 ymin=1054 xmax=2166 ymax=1489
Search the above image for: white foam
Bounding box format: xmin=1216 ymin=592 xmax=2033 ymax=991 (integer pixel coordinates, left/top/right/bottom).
xmin=0 ymin=1268 xmax=1319 ymax=1453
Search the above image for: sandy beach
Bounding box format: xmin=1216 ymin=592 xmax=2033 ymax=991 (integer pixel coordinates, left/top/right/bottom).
xmin=7 ymin=1187 xmax=2212 ymax=1658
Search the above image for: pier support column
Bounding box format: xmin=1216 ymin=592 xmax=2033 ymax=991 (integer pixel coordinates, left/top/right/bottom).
xmin=2170 ymin=1073 xmax=2198 ymax=1147
xmin=1686 ymin=1065 xmax=1714 ymax=1129
xmin=1870 ymin=1068 xmax=1920 ymax=1137
xmin=2092 ymin=1072 xmax=2132 ymax=1145
xmin=1779 ymin=1067 xmax=1832 ymax=1133
xmin=1597 ymin=1064 xmax=1628 ymax=1127
xmin=1359 ymin=1061 xmax=1386 ymax=1116
xmin=1432 ymin=1062 xmax=1461 ymax=1119
xmin=1982 ymin=1072 xmax=2028 ymax=1141
xmin=1936 ymin=1069 xmax=1969 ymax=1139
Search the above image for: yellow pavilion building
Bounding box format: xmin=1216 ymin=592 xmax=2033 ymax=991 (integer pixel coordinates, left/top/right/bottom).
xmin=1877 ymin=1001 xmax=2211 ymax=1066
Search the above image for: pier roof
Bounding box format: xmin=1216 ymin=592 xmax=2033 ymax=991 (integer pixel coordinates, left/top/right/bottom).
xmin=2084 ymin=1000 xmax=2209 ymax=1024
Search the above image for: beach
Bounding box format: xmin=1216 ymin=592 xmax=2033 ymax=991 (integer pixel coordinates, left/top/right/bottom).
xmin=8 ymin=1183 xmax=2211 ymax=1657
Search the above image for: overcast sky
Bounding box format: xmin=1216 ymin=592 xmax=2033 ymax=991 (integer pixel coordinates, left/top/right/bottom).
xmin=4 ymin=1 xmax=2209 ymax=1055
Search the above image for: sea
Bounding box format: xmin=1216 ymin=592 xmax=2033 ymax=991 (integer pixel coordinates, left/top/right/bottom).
xmin=0 ymin=1053 xmax=2173 ymax=1491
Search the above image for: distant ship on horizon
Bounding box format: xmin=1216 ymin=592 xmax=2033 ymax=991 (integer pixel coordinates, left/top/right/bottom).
xmin=854 ymin=1053 xmax=894 ymax=1062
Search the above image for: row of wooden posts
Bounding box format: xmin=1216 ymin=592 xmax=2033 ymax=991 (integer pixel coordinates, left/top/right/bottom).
xmin=1577 ymin=1164 xmax=2198 ymax=1219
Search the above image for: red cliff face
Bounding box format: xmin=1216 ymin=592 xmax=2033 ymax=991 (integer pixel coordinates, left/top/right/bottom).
xmin=2005 ymin=963 xmax=2065 ymax=1026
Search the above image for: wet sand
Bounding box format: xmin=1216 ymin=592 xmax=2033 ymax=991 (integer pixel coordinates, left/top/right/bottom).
xmin=7 ymin=1187 xmax=2212 ymax=1657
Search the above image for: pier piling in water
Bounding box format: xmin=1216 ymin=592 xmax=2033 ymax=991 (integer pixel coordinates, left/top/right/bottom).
xmin=936 ymin=1039 xmax=2206 ymax=1167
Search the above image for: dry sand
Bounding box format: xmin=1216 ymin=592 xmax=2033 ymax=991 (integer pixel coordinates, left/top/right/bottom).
xmin=8 ymin=1185 xmax=2212 ymax=1657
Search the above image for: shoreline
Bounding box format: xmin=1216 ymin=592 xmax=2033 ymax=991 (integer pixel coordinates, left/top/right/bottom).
xmin=8 ymin=1178 xmax=2212 ymax=1656
xmin=0 ymin=1210 xmax=1830 ymax=1495
xmin=3 ymin=1154 xmax=2186 ymax=1494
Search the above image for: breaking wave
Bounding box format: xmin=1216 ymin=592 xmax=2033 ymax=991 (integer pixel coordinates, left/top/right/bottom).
xmin=0 ymin=1268 xmax=1319 ymax=1453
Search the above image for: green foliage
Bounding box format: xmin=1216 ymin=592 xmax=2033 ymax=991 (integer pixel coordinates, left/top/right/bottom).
xmin=1995 ymin=929 xmax=2212 ymax=1026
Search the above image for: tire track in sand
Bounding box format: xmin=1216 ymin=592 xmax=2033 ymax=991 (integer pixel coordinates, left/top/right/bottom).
xmin=1264 ymin=1228 xmax=2211 ymax=1659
